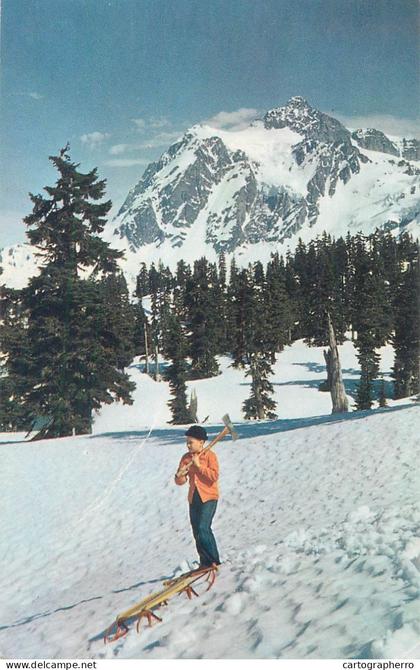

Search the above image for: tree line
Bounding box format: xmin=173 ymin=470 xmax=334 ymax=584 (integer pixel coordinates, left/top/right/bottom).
xmin=0 ymin=148 xmax=419 ymax=436
xmin=132 ymin=229 xmax=419 ymax=420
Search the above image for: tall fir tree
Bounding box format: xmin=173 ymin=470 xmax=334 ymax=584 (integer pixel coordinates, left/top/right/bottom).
xmin=284 ymin=250 xmax=300 ymax=342
xmin=98 ymin=272 xmax=136 ymax=371
xmin=242 ymin=351 xmax=278 ymax=420
xmin=214 ymin=253 xmax=229 ymax=353
xmin=131 ymin=300 xmax=148 ymax=359
xmin=185 ymin=258 xmax=219 ymax=378
xmin=292 ymin=238 xmax=311 ymax=340
xmin=218 ymin=251 xmax=227 ymax=287
xmin=148 ymin=262 xmax=173 ymax=366
xmin=225 ymin=256 xmax=240 ymax=351
xmin=0 ymin=286 xmax=31 ymax=431
xmin=391 ymin=251 xmax=420 ymax=399
xmin=208 ymin=260 xmax=226 ymax=353
xmin=230 ymin=268 xmax=255 ymax=368
xmin=136 ymin=263 xmax=149 ymax=298
xmin=265 ymin=252 xmax=294 ymax=356
xmin=173 ymin=259 xmax=191 ymax=320
xmin=166 ymin=312 xmax=194 ymax=424
xmin=7 ymin=145 xmax=136 ymax=438
xmin=354 ymin=332 xmax=380 ymax=410
xmin=350 ymin=233 xmax=391 ymax=410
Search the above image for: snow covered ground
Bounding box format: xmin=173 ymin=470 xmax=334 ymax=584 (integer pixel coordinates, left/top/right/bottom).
xmin=1 ymin=339 xmax=419 ymax=659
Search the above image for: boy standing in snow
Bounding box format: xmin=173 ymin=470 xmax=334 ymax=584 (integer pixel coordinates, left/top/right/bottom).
xmin=175 ymin=425 xmax=221 ymax=568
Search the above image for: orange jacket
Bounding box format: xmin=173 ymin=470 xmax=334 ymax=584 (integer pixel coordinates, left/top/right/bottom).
xmin=175 ymin=449 xmax=219 ymax=503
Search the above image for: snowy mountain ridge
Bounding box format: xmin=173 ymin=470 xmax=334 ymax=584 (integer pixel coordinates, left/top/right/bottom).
xmin=1 ymin=96 xmax=419 ymax=291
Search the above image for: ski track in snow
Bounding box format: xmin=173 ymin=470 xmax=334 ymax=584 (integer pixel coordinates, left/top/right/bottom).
xmin=1 ymin=342 xmax=419 ymax=659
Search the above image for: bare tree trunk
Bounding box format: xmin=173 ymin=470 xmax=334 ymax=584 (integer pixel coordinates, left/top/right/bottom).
xmin=323 ymin=312 xmax=349 ymax=413
xmin=154 ymin=343 xmax=161 ymax=382
xmin=144 ymin=323 xmax=150 ymax=375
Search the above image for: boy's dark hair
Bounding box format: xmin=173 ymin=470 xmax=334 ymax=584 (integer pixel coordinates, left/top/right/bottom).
xmin=185 ymin=425 xmax=207 ymax=441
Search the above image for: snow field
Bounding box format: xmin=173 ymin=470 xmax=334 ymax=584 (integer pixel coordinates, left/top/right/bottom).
xmin=1 ymin=338 xmax=419 ymax=658
xmin=92 ymin=338 xmax=396 ymax=433
xmin=1 ymin=401 xmax=419 ymax=658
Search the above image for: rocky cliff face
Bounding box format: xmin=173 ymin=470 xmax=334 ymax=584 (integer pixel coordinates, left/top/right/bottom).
xmin=400 ymin=138 xmax=420 ymax=162
xmin=351 ymin=128 xmax=400 ymax=157
xmin=2 ymin=97 xmax=419 ymax=289
xmin=351 ymin=129 xmax=420 ymax=162
xmin=111 ymin=97 xmax=418 ymax=258
xmin=262 ymin=97 xmax=370 ymax=227
xmin=115 ymin=133 xmax=260 ymax=253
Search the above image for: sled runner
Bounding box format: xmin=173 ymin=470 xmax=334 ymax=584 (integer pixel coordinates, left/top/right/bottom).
xmin=104 ymin=564 xmax=219 ymax=643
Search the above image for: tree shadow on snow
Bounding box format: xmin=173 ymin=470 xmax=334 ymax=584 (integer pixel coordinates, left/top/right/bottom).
xmin=240 ymin=377 xmax=395 ymax=400
xmin=291 ymin=361 xmax=327 ymax=374
xmin=0 ymin=595 xmax=102 ymax=632
xmin=234 ymin=402 xmax=417 ymax=440
xmin=0 ymin=571 xmax=173 ymax=641
xmin=90 ymin=401 xmax=417 ymax=446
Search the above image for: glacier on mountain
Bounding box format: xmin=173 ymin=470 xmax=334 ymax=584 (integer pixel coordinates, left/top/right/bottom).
xmin=1 ymin=97 xmax=419 ymax=289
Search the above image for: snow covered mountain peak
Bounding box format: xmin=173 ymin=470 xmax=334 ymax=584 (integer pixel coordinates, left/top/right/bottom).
xmin=263 ymin=96 xmax=350 ymax=145
xmin=110 ymin=95 xmax=414 ymax=265
xmin=1 ymin=98 xmax=419 ymax=289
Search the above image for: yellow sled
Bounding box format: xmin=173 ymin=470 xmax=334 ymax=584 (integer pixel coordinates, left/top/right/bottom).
xmin=104 ymin=564 xmax=218 ymax=643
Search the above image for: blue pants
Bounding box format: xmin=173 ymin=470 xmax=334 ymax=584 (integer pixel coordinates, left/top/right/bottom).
xmin=189 ymin=488 xmax=221 ymax=567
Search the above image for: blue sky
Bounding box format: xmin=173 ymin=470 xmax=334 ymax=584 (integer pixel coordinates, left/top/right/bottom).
xmin=1 ymin=0 xmax=419 ymax=247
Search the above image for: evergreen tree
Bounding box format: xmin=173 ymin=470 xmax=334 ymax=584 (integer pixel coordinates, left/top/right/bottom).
xmin=173 ymin=259 xmax=191 ymax=320
xmin=214 ymin=253 xmax=229 ymax=353
xmin=225 ymin=256 xmax=240 ymax=351
xmin=136 ymin=263 xmax=149 ymax=298
xmin=218 ymin=251 xmax=227 ymax=287
xmin=375 ymin=231 xmax=399 ymax=325
xmin=166 ymin=313 xmax=193 ymax=424
xmin=208 ymin=260 xmax=226 ymax=353
xmin=354 ymin=369 xmax=374 ymax=411
xmin=242 ymin=351 xmax=278 ymax=420
xmin=229 ymin=256 xmax=239 ymax=289
xmin=284 ymin=250 xmax=299 ymax=342
xmin=367 ymin=233 xmax=393 ymax=345
xmin=391 ymin=251 xmax=420 ymax=398
xmin=131 ymin=300 xmax=148 ymax=358
xmin=266 ymin=252 xmax=294 ymax=355
xmin=148 ymin=262 xmax=173 ymax=365
xmin=148 ymin=262 xmax=161 ymax=348
xmin=351 ymin=232 xmax=392 ymax=346
xmin=99 ymin=272 xmax=136 ymax=371
xmin=292 ymin=238 xmax=312 ymax=340
xmin=0 ymin=287 xmax=31 ymax=431
xmin=6 ymin=145 xmax=136 ymax=438
xmin=301 ymin=236 xmax=346 ymax=346
xmin=351 ymin=234 xmax=391 ymax=410
xmin=185 ymin=258 xmax=219 ymax=378
xmin=332 ymin=235 xmax=351 ymax=334
xmin=354 ymin=326 xmax=380 ymax=410
xmin=230 ymin=268 xmax=255 ymax=367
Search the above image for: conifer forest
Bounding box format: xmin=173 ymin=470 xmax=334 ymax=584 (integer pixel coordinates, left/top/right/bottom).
xmin=1 ymin=149 xmax=419 ymax=436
